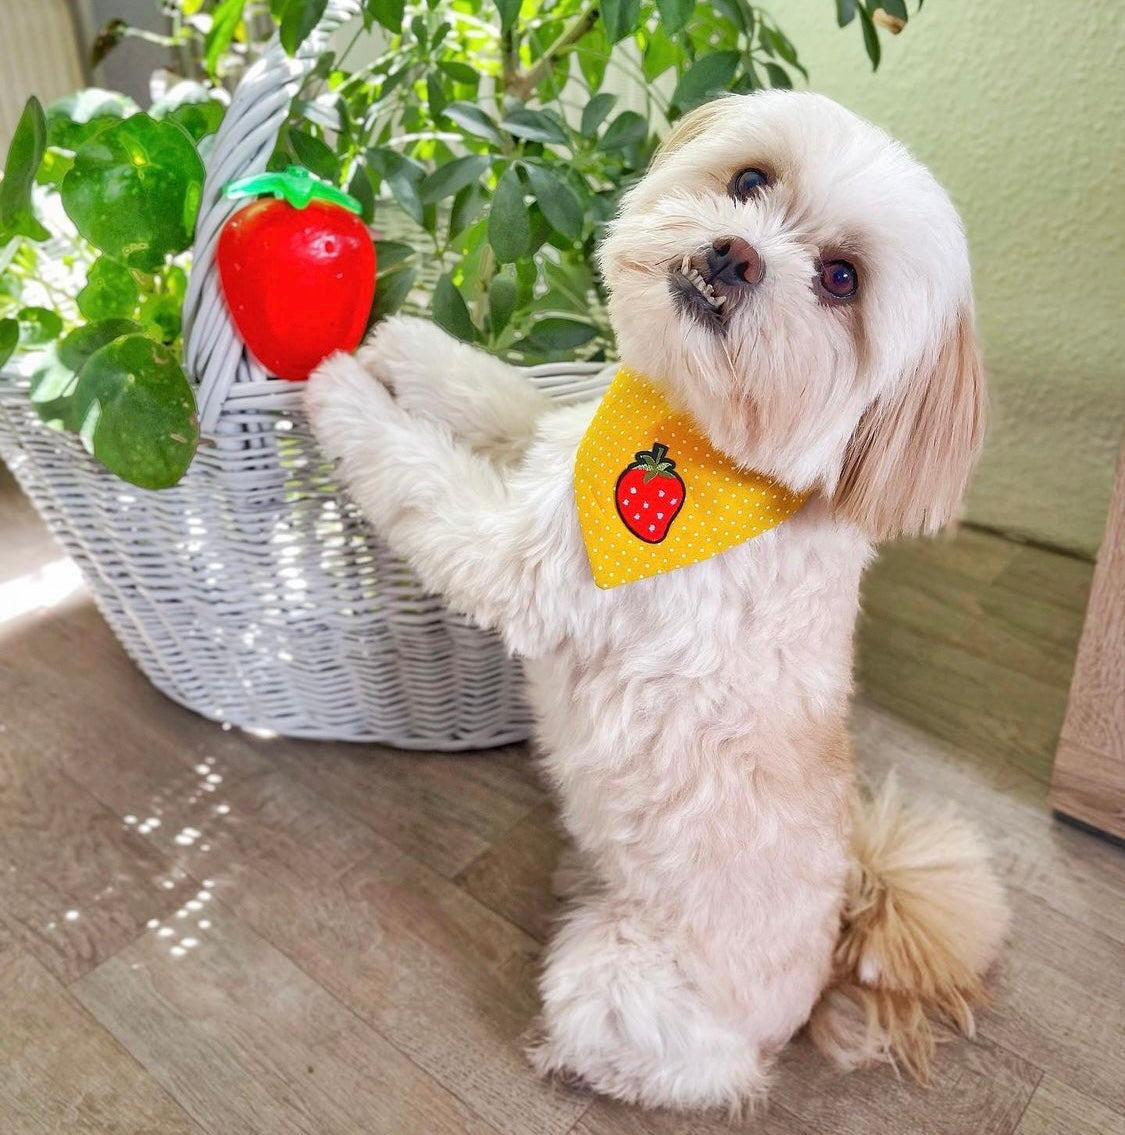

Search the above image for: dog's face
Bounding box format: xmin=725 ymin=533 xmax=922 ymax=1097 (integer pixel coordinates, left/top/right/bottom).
xmin=598 ymin=91 xmax=985 ymax=541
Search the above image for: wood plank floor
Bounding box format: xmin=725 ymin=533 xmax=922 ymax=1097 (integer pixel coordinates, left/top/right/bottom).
xmin=2 ymin=467 xmax=1123 ymax=1135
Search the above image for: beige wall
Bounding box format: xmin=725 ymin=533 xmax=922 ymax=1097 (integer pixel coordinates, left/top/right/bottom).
xmin=778 ymin=0 xmax=1125 ymax=557
xmin=0 ymin=0 xmax=84 ymax=144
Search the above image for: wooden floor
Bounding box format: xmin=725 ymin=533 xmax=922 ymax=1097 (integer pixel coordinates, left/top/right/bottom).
xmin=2 ymin=466 xmax=1124 ymax=1135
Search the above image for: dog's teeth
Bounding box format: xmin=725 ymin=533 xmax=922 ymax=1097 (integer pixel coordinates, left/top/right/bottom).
xmin=713 ymin=295 xmax=726 ymax=306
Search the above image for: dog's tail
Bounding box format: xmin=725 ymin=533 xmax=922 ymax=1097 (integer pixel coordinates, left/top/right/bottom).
xmin=808 ymin=776 xmax=1009 ymax=1083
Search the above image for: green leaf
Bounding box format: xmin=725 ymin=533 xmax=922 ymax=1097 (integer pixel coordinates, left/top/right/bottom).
xmin=835 ymin=0 xmax=857 ymax=25
xmin=164 ymin=265 xmax=188 ymax=303
xmin=0 ymin=97 xmax=50 ymax=242
xmin=29 ymin=348 xmax=82 ymax=430
xmin=440 ymin=102 xmax=504 ymax=144
xmin=642 ymin=25 xmax=682 ymax=81
xmin=542 ymin=256 xmax=594 ymax=312
xmin=366 ymin=148 xmax=425 ymax=224
xmin=880 ymin=0 xmax=908 ymax=20
xmin=857 ymin=4 xmax=882 ymax=68
xmin=365 ymin=0 xmax=405 ymax=32
xmin=419 ymin=153 xmax=490 ymax=205
xmin=139 ymin=293 xmax=182 ymax=343
xmin=579 ymin=24 xmax=610 ymax=91
xmin=61 ymin=115 xmax=204 ymax=271
xmin=488 ymin=274 xmax=517 ymax=336
xmin=77 ymin=256 xmax=139 ymax=321
xmin=276 ymin=0 xmax=328 ymax=54
xmin=580 ymin=93 xmax=616 ymax=138
xmin=764 ymin=24 xmax=802 ymax=68
xmin=35 ymin=148 xmax=75 ymax=189
xmin=426 ymin=73 xmax=447 ymax=118
xmin=370 ymin=265 xmax=415 ymax=322
xmin=449 ymin=182 xmax=487 ymax=240
xmin=764 ymin=63 xmax=792 ymax=89
xmin=165 ymin=100 xmax=225 ymax=142
xmin=432 ymin=274 xmax=477 ymax=342
xmin=204 ymin=0 xmax=246 ymax=76
xmin=523 ymin=164 xmax=582 ymax=242
xmin=501 ymin=108 xmax=568 ymax=146
xmin=289 ymin=127 xmax=339 ymax=180
xmin=17 ymin=307 xmax=63 ymax=346
xmin=71 ymin=334 xmax=199 ymax=489
xmin=655 ymin=0 xmax=695 ymax=35
xmin=373 ymin=239 xmax=415 ymax=271
xmin=0 ymin=319 xmax=17 ymax=370
xmin=151 ymin=84 xmax=226 ymax=142
xmin=347 ymin=164 xmax=375 ymax=222
xmin=528 ymin=317 xmax=597 ymax=350
xmin=670 ymin=51 xmax=740 ymax=112
xmin=488 ymin=167 xmax=530 ymax=263
xmin=45 ymin=89 xmax=138 ymax=151
xmin=601 ymin=0 xmax=641 ymax=43
xmin=437 ymin=59 xmax=478 ymax=84
xmin=493 ymin=0 xmax=520 ymax=34
xmin=596 ymin=110 xmax=648 ymax=151
xmin=58 ymin=318 xmax=142 ymax=372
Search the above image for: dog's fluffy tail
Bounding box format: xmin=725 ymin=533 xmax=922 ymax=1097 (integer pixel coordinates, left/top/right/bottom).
xmin=808 ymin=777 xmax=1009 ymax=1083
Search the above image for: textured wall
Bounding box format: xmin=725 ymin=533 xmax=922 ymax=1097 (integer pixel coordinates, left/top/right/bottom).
xmin=0 ymin=0 xmax=84 ymax=143
xmin=779 ymin=0 xmax=1125 ymax=557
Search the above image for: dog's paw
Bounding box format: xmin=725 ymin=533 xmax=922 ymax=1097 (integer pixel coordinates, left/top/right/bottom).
xmin=305 ymin=350 xmax=396 ymax=463
xmin=356 ymin=315 xmax=461 ymax=409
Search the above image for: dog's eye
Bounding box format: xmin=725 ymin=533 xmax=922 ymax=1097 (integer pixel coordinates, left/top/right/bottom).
xmin=818 ymin=260 xmax=859 ymax=301
xmin=729 ymin=168 xmax=769 ymax=201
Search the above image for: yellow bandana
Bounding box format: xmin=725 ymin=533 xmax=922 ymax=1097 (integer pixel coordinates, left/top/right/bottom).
xmin=575 ymin=367 xmax=809 ymax=589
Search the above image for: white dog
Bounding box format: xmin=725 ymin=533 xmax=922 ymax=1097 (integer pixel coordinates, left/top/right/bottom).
xmin=306 ymin=91 xmax=1009 ymax=1112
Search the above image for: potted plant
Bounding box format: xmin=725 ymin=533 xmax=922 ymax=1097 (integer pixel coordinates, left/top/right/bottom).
xmin=0 ymin=0 xmax=917 ymax=747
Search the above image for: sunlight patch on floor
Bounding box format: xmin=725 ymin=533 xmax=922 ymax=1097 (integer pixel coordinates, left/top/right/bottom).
xmin=0 ymin=557 xmax=84 ymax=633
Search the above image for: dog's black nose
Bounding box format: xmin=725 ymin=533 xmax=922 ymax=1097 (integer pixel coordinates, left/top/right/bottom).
xmin=708 ymin=237 xmax=763 ymax=288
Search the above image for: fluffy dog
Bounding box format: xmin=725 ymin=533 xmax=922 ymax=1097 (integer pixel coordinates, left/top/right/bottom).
xmin=306 ymin=91 xmax=1009 ymax=1112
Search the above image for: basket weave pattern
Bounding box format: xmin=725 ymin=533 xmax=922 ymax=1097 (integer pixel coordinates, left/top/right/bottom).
xmin=0 ymin=0 xmax=607 ymax=749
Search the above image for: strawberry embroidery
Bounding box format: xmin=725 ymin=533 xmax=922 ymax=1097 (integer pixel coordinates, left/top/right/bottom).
xmin=615 ymin=443 xmax=686 ymax=544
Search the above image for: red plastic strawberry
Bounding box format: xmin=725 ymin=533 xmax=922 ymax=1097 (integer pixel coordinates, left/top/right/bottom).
xmin=615 ymin=443 xmax=686 ymax=543
xmin=218 ymin=166 xmax=376 ymax=381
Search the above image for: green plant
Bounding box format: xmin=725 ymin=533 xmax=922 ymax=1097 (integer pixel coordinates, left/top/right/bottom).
xmin=0 ymin=0 xmax=922 ymax=489
xmin=0 ymin=83 xmax=225 ymax=487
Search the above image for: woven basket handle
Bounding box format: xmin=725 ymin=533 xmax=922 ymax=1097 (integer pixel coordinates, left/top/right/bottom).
xmin=182 ymin=0 xmax=363 ymax=434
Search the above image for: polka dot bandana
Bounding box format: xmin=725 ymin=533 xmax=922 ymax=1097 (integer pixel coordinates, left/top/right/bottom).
xmin=575 ymin=366 xmax=810 ymax=589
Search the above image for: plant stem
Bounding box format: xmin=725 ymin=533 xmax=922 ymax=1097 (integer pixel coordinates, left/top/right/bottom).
xmin=506 ymin=5 xmax=599 ymax=100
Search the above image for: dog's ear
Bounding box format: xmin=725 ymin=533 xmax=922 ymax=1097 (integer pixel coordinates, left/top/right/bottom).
xmin=651 ymin=98 xmax=734 ymax=170
xmin=833 ymin=310 xmax=986 ymax=542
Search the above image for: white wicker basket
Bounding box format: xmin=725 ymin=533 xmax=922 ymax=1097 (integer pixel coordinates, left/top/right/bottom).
xmin=0 ymin=0 xmax=607 ymax=749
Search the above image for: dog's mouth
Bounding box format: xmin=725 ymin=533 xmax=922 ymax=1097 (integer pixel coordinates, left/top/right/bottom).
xmin=669 ymin=251 xmax=735 ymax=332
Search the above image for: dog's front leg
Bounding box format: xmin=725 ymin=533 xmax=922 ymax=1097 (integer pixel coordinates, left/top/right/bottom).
xmin=307 ymin=350 xmax=562 ymax=651
xmin=355 ymin=315 xmax=553 ymax=463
